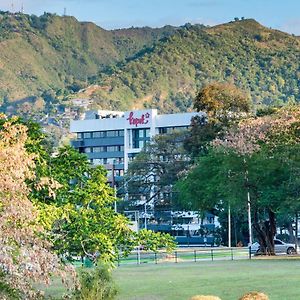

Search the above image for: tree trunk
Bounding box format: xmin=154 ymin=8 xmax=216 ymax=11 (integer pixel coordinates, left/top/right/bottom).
xmin=252 ymin=208 xmax=276 ymax=255
xmin=287 ymin=222 xmax=294 ymax=242
xmin=295 ymin=212 xmax=299 ymax=252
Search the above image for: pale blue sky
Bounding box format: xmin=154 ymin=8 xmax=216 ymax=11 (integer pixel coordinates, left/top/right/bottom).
xmin=1 ymin=0 xmax=300 ymax=34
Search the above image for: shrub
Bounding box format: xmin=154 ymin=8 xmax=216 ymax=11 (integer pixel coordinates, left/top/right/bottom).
xmin=73 ymin=263 xmax=118 ymax=300
xmin=0 ymin=271 xmax=20 ymax=300
xmin=239 ymin=292 xmax=269 ymax=300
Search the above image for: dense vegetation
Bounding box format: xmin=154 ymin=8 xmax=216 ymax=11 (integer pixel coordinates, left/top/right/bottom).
xmin=90 ymin=19 xmax=300 ymax=112
xmin=0 ymin=11 xmax=176 ymax=105
xmin=0 ymin=12 xmax=299 ymax=115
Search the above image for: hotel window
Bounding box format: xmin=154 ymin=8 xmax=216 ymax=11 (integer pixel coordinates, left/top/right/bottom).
xmin=158 ymin=128 xmax=167 ymax=134
xmin=93 ymin=158 xmax=107 ymax=165
xmin=106 ymin=158 xmax=116 ymax=165
xmin=106 ymin=130 xmax=119 ymax=137
xmin=93 ymin=146 xmax=106 ymax=153
xmin=114 ymin=169 xmax=124 ymax=177
xmin=107 ymin=146 xmax=119 ymax=152
xmin=93 ymin=159 xmax=101 ymax=165
xmin=92 ymin=131 xmax=105 ymax=138
xmin=145 ymin=129 xmax=150 ymax=137
xmin=116 ymin=157 xmax=124 ymax=164
xmin=84 ymin=147 xmax=92 ymax=153
xmin=83 ymin=132 xmax=92 ymax=139
xmin=132 ymin=129 xmax=150 ymax=149
xmin=77 ymin=132 xmax=83 ymax=139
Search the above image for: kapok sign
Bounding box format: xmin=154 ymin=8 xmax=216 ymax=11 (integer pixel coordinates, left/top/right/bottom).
xmin=125 ymin=110 xmax=152 ymax=128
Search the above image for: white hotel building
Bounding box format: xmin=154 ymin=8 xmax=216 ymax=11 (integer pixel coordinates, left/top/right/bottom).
xmin=70 ymin=108 xmax=200 ymax=176
xmin=70 ymin=108 xmax=219 ymax=243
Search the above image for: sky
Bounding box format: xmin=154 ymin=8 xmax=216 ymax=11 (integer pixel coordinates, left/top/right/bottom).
xmin=0 ymin=0 xmax=300 ymax=35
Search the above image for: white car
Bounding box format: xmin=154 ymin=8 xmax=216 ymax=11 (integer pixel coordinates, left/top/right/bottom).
xmin=250 ymin=239 xmax=296 ymax=255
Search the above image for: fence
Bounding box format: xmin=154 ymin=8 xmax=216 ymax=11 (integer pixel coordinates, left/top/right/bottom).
xmin=116 ymin=247 xmax=252 ymax=266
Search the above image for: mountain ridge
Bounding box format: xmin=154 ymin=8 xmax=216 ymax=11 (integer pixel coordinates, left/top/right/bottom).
xmin=77 ymin=18 xmax=300 ymax=112
xmin=0 ymin=12 xmax=299 ymax=117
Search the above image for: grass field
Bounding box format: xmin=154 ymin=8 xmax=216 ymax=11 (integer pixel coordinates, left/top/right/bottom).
xmin=113 ymin=259 xmax=300 ymax=300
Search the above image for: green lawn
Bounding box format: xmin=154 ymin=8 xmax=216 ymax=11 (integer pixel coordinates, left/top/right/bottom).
xmin=113 ymin=259 xmax=300 ymax=300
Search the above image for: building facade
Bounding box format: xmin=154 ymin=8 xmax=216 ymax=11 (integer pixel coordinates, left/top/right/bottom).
xmin=70 ymin=108 xmax=219 ymax=244
xmin=70 ymin=108 xmax=200 ymax=178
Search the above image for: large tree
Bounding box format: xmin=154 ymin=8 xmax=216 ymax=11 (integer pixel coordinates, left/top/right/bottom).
xmin=194 ymin=82 xmax=251 ymax=120
xmin=178 ymin=106 xmax=300 ymax=254
xmin=184 ymin=82 xmax=252 ymax=158
xmin=0 ymin=116 xmax=74 ymax=299
xmin=32 ymin=145 xmax=175 ymax=263
xmin=0 ymin=117 xmax=175 ymax=283
xmin=125 ymin=130 xmax=190 ymax=213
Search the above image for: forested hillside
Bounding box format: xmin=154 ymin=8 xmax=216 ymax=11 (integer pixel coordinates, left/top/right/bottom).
xmin=0 ymin=11 xmax=299 ymax=116
xmin=81 ymin=19 xmax=300 ymax=112
xmin=0 ymin=11 xmax=176 ymax=103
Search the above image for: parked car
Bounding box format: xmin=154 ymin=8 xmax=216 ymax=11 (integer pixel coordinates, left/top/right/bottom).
xmin=250 ymin=239 xmax=297 ymax=255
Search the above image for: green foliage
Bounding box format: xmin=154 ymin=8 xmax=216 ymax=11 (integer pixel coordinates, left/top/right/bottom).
xmin=178 ymin=107 xmax=300 ymax=250
xmin=184 ymin=114 xmax=222 ymax=158
xmin=32 ymin=146 xmax=135 ymax=263
xmin=136 ymin=229 xmax=176 ymax=252
xmin=176 ymin=147 xmax=242 ymax=212
xmin=0 ymin=271 xmax=20 ymax=300
xmin=88 ymin=19 xmax=300 ymax=113
xmin=73 ymin=264 xmax=118 ymax=300
xmin=24 ymin=137 xmax=176 ymax=263
xmin=126 ymin=130 xmax=190 ymax=211
xmin=0 ymin=14 xmax=299 ymax=117
xmin=0 ymin=11 xmax=176 ymax=105
xmin=194 ymin=82 xmax=252 ymax=120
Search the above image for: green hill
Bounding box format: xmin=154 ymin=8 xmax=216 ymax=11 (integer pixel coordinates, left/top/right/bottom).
xmin=80 ymin=19 xmax=300 ymax=112
xmin=0 ymin=12 xmax=299 ymax=116
xmin=0 ymin=11 xmax=176 ymax=103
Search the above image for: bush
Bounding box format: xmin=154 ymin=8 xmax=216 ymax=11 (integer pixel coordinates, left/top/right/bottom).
xmin=0 ymin=271 xmax=20 ymax=300
xmin=239 ymin=292 xmax=269 ymax=300
xmin=73 ymin=263 xmax=118 ymax=300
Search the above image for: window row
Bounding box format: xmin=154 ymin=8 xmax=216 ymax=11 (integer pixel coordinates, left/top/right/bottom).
xmin=107 ymin=169 xmax=125 ymax=177
xmin=158 ymin=126 xmax=189 ymax=134
xmin=77 ymin=130 xmax=124 ymax=139
xmin=90 ymin=157 xmax=124 ymax=165
xmin=84 ymin=145 xmax=124 ymax=153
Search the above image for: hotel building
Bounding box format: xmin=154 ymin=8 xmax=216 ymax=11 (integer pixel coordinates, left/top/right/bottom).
xmin=70 ymin=108 xmax=200 ymax=178
xmin=70 ymin=108 xmax=218 ymax=243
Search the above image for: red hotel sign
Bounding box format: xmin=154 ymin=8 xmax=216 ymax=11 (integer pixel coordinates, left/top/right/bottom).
xmin=126 ymin=111 xmax=150 ymax=127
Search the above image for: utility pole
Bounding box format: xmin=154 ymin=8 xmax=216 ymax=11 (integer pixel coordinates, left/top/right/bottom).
xmin=247 ymin=191 xmax=252 ymax=245
xmin=295 ymin=212 xmax=299 ymax=252
xmin=144 ymin=201 xmax=147 ymax=230
xmin=244 ymin=158 xmax=253 ymax=246
xmin=228 ymin=204 xmax=231 ymax=248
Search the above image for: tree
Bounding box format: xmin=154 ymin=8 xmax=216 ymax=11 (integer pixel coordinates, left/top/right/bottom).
xmin=126 ymin=130 xmax=190 ymax=213
xmin=0 ymin=117 xmax=175 ymax=268
xmin=31 ymin=145 xmax=175 ymax=263
xmin=193 ymin=82 xmax=251 ymax=121
xmin=178 ymin=106 xmax=300 ymax=254
xmin=185 ymin=82 xmax=252 ymax=158
xmin=0 ymin=116 xmax=74 ymax=299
